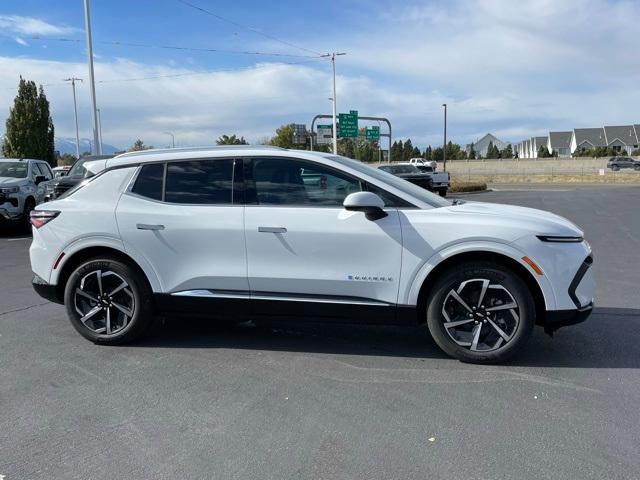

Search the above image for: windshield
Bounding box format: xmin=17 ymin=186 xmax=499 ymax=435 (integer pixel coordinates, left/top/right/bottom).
xmin=390 ymin=164 xmax=420 ymax=174
xmin=0 ymin=162 xmax=28 ymax=178
xmin=325 ymin=155 xmax=451 ymax=208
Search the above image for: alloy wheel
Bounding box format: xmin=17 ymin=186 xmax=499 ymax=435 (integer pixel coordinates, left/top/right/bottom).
xmin=74 ymin=270 xmax=135 ymax=335
xmin=441 ymin=278 xmax=520 ymax=352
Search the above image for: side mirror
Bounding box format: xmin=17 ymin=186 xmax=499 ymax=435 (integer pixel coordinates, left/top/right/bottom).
xmin=343 ymin=192 xmax=388 ymax=221
xmin=35 ymin=175 xmax=46 ymax=185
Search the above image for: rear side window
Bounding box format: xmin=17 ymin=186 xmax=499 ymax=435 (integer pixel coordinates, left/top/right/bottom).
xmin=165 ymin=159 xmax=234 ymax=204
xmin=132 ymin=163 xmax=164 ymax=201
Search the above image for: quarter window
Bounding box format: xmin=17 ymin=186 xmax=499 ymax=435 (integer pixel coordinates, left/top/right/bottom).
xmin=132 ymin=163 xmax=164 ymax=201
xmin=251 ymin=158 xmax=361 ymax=206
xmin=165 ymin=159 xmax=234 ymax=204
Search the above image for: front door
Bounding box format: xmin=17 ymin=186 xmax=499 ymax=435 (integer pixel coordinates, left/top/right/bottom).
xmin=243 ymin=157 xmax=403 ymax=322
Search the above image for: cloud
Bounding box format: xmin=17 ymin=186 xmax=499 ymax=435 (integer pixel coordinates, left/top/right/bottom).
xmin=15 ymin=37 xmax=28 ymax=47
xmin=0 ymin=15 xmax=76 ymax=36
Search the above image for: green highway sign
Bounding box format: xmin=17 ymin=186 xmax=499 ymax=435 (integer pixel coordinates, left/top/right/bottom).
xmin=365 ymin=126 xmax=380 ymax=141
xmin=338 ymin=110 xmax=358 ymax=138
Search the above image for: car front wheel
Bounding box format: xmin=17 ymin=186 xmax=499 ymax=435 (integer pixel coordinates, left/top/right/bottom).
xmin=64 ymin=256 xmax=154 ymax=344
xmin=425 ymin=261 xmax=534 ymax=363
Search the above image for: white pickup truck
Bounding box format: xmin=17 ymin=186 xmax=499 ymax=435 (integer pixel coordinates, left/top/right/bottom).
xmin=408 ymin=158 xmax=449 ymax=197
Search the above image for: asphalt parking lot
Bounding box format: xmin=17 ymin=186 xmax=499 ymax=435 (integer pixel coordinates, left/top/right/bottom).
xmin=1 ymin=185 xmax=639 ymax=480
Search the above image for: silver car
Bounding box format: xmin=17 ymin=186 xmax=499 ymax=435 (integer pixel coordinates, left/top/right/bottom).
xmin=0 ymin=158 xmax=53 ymax=230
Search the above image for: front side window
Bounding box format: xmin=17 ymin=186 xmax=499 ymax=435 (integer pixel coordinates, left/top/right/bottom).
xmin=165 ymin=159 xmax=234 ymax=204
xmin=251 ymin=158 xmax=361 ymax=206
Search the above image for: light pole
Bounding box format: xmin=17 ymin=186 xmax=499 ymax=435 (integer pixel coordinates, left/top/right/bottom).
xmin=97 ymin=108 xmax=103 ymax=153
xmin=63 ymin=77 xmax=82 ymax=159
xmin=83 ymin=0 xmax=101 ymax=155
xmin=321 ymin=52 xmax=346 ymax=154
xmin=442 ymin=103 xmax=447 ymax=172
xmin=163 ymin=131 xmax=175 ymax=148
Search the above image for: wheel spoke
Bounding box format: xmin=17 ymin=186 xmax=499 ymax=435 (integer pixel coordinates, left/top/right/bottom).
xmin=470 ymin=323 xmax=482 ymax=351
xmin=444 ymin=318 xmax=476 ymax=329
xmin=449 ymin=289 xmax=473 ymax=313
xmin=108 ymin=281 xmax=128 ymax=296
xmin=105 ymin=307 xmax=111 ymax=334
xmin=80 ymin=305 xmax=102 ymax=324
xmin=76 ymin=288 xmax=98 ymax=303
xmin=477 ymin=279 xmax=490 ymax=307
xmin=96 ymin=270 xmax=103 ymax=295
xmin=487 ymin=318 xmax=512 ymax=341
xmin=111 ymin=301 xmax=133 ymax=318
xmin=486 ymin=303 xmax=518 ymax=312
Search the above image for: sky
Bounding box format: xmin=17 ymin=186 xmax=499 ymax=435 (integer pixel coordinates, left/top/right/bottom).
xmin=0 ymin=0 xmax=639 ymax=151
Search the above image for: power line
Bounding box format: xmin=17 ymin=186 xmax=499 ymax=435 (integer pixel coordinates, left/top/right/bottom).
xmin=0 ymin=34 xmax=321 ymax=58
xmin=176 ymin=0 xmax=322 ymax=56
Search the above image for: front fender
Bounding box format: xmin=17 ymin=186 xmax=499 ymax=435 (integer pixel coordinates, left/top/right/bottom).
xmin=401 ymin=240 xmax=557 ymax=310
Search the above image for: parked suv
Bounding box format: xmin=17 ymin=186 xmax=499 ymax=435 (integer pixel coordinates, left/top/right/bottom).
xmin=43 ymin=155 xmax=113 ymax=202
xmin=607 ymin=156 xmax=640 ymax=171
xmin=29 ymin=146 xmax=595 ymax=363
xmin=0 ymin=158 xmax=53 ymax=229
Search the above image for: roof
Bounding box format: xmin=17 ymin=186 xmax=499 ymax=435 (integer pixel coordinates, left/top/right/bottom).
xmin=0 ymin=158 xmax=48 ymax=163
xmin=549 ymin=131 xmax=572 ymax=149
xmin=573 ymin=128 xmax=606 ymax=147
xmin=108 ymin=146 xmax=321 ymax=169
xmin=534 ymin=136 xmax=548 ymax=146
xmin=604 ymin=125 xmax=638 ymax=146
xmin=470 ymin=133 xmax=508 ymax=151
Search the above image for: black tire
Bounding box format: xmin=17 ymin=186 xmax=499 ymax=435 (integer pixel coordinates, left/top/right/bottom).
xmin=425 ymin=261 xmax=534 ymax=364
xmin=634 ymin=165 xmax=640 ymax=171
xmin=612 ymin=165 xmax=620 ymax=171
xmin=64 ymin=256 xmax=154 ymax=345
xmin=22 ymin=197 xmax=36 ymax=233
xmin=438 ymin=188 xmax=448 ymax=197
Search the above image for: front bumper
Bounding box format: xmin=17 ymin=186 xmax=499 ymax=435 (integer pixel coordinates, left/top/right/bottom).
xmin=0 ymin=207 xmax=22 ymax=221
xmin=32 ymin=274 xmax=62 ymax=304
xmin=544 ymin=302 xmax=593 ymax=334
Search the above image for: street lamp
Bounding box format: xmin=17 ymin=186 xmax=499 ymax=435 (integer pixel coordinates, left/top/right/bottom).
xmin=321 ymin=52 xmax=346 ymax=155
xmin=63 ymin=77 xmax=82 ymax=159
xmin=163 ymin=132 xmax=175 ymax=148
xmin=442 ymin=103 xmax=447 ymax=172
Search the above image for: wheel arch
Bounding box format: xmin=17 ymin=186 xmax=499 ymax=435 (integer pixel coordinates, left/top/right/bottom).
xmin=414 ymin=250 xmax=549 ymax=327
xmin=53 ymin=245 xmax=155 ymax=303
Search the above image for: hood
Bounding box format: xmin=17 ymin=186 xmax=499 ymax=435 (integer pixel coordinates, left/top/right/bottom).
xmin=0 ymin=177 xmax=25 ymax=187
xmin=446 ymin=201 xmax=583 ymax=237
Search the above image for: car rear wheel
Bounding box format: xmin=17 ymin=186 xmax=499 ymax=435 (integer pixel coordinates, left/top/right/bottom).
xmin=425 ymin=261 xmax=534 ymax=363
xmin=634 ymin=165 xmax=640 ymax=171
xmin=612 ymin=165 xmax=620 ymax=171
xmin=438 ymin=188 xmax=448 ymax=197
xmin=64 ymin=256 xmax=154 ymax=344
xmin=22 ymin=197 xmax=35 ymax=232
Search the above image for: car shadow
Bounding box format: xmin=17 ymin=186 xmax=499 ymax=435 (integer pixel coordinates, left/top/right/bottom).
xmin=136 ymin=307 xmax=640 ymax=368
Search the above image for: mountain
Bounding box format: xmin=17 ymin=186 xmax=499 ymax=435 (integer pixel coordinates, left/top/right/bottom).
xmin=55 ymin=137 xmax=121 ymax=156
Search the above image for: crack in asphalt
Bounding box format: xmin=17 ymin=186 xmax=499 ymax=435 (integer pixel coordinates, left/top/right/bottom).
xmin=0 ymin=302 xmax=50 ymax=317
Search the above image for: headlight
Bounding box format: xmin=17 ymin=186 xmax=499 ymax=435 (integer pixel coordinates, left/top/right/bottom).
xmin=537 ymin=235 xmax=584 ymax=243
xmin=0 ymin=186 xmax=19 ymax=194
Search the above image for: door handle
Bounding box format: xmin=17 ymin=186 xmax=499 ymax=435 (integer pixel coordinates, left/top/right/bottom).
xmin=258 ymin=226 xmax=287 ymax=233
xmin=136 ymin=223 xmax=165 ymax=231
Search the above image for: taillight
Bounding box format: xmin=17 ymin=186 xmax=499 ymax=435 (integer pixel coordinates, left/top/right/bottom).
xmin=30 ymin=210 xmax=60 ymax=229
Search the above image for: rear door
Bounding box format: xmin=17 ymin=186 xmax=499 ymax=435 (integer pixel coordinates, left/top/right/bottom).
xmin=116 ymin=158 xmax=249 ymax=308
xmin=243 ymin=156 xmax=403 ymax=322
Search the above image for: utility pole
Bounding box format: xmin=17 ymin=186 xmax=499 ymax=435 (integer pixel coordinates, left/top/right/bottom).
xmin=97 ymin=108 xmax=103 ymax=153
xmin=442 ymin=103 xmax=447 ymax=172
xmin=321 ymin=52 xmax=346 ymax=154
xmin=63 ymin=77 xmax=83 ymax=159
xmin=83 ymin=0 xmax=101 ymax=155
xmin=163 ymin=131 xmax=175 ymax=148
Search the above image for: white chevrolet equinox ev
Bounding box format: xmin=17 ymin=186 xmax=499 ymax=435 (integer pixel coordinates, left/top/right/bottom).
xmin=29 ymin=146 xmax=595 ymax=363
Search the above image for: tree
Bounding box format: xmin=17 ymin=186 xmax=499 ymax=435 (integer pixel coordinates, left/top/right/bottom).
xmin=468 ymin=144 xmax=477 ymax=160
xmin=412 ymin=146 xmax=421 ymax=158
xmin=537 ymin=145 xmax=552 ymax=158
xmin=485 ymin=141 xmax=501 ymax=159
xmin=269 ymin=124 xmax=307 ymax=149
xmin=402 ymin=139 xmax=415 ymax=162
xmin=500 ymin=144 xmax=513 ymax=159
xmin=216 ymin=134 xmax=247 ymax=145
xmin=424 ymin=145 xmax=433 ymax=160
xmin=390 ymin=140 xmax=403 ymax=162
xmin=128 ymin=139 xmax=153 ymax=152
xmin=57 ymin=153 xmax=77 ymax=166
xmin=445 ymin=141 xmax=467 ymax=160
xmin=2 ymin=77 xmax=56 ymax=166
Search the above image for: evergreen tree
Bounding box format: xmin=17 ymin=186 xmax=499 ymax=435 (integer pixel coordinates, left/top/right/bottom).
xmin=2 ymin=77 xmax=56 ymax=166
xmin=537 ymin=146 xmax=552 ymax=158
xmin=402 ymin=139 xmax=414 ymax=162
xmin=412 ymin=146 xmax=421 ymax=158
xmin=424 ymin=145 xmax=432 ymax=160
xmin=128 ymin=139 xmax=153 ymax=151
xmin=468 ymin=144 xmax=476 ymax=159
xmin=500 ymin=144 xmax=513 ymax=159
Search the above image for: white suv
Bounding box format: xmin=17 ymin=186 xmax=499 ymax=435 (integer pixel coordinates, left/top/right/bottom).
xmin=29 ymin=146 xmax=594 ymax=363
